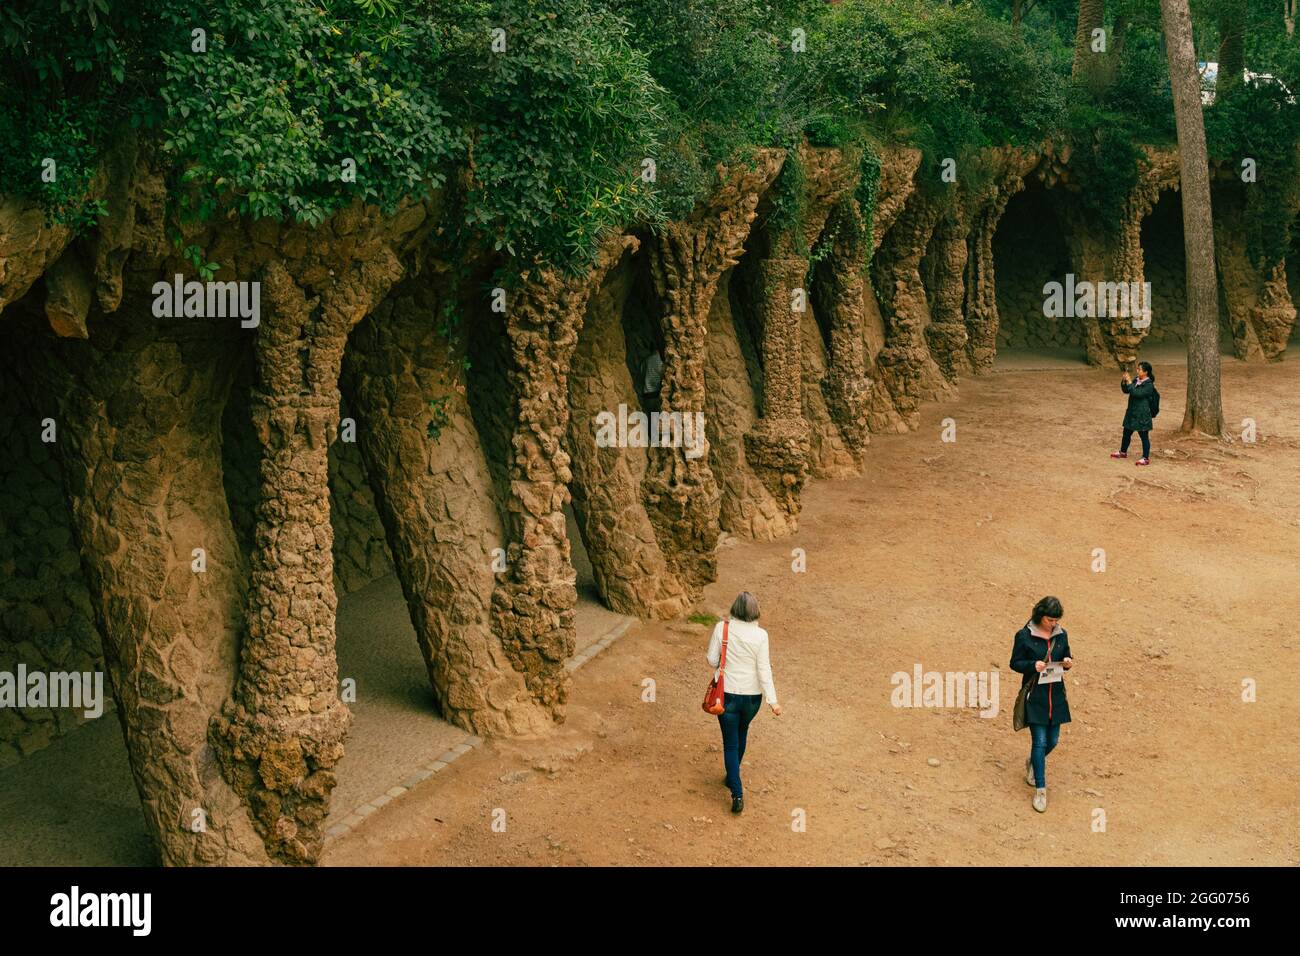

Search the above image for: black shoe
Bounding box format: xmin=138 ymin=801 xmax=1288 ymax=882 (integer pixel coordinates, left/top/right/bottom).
xmin=731 ymin=796 xmax=744 ymax=814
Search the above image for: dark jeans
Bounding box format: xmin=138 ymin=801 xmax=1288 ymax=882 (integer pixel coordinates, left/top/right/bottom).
xmin=718 ymin=693 xmax=763 ymax=798
xmin=1029 ymin=722 xmax=1062 ymax=789
xmin=1121 ymin=428 xmax=1151 ymax=459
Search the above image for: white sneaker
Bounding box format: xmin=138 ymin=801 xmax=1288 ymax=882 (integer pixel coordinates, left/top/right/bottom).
xmin=1032 ymin=788 xmax=1047 ymax=813
xmin=1024 ymin=758 xmax=1036 ymax=788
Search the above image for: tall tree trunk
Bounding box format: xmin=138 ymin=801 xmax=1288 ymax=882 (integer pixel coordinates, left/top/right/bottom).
xmin=1073 ymin=0 xmax=1108 ymax=90
xmin=1287 ymin=1 xmax=1297 ymax=38
xmin=1217 ymin=0 xmax=1246 ymax=94
xmin=1160 ymin=0 xmax=1226 ymax=436
xmin=1013 ymin=0 xmax=1024 ymax=29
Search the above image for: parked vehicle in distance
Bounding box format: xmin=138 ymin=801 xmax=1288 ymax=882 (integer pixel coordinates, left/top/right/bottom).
xmin=1198 ymin=60 xmax=1296 ymax=105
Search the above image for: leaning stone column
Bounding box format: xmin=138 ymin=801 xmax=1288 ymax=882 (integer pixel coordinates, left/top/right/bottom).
xmin=964 ymin=167 xmax=1027 ymax=375
xmin=923 ymin=206 xmax=971 ymax=382
xmin=489 ymin=237 xmax=635 ymax=717
xmin=1214 ymin=186 xmax=1298 ymax=361
xmin=1101 ymin=150 xmax=1179 ymax=366
xmin=211 ymin=251 xmax=401 ymax=864
xmin=871 ymin=188 xmax=952 ymax=425
xmin=565 ymin=245 xmax=695 ymax=619
xmin=1058 ymin=203 xmax=1118 ymax=367
xmin=24 ymin=308 xmax=267 ymax=866
xmin=643 ymin=153 xmax=782 ymax=595
xmin=817 ymin=198 xmax=872 ymax=457
xmin=344 ymin=275 xmax=555 ymax=737
xmin=744 ymin=252 xmax=811 ymax=519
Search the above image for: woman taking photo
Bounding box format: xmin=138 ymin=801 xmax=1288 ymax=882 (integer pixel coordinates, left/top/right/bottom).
xmin=706 ymin=591 xmax=781 ymax=814
xmin=1111 ymin=361 xmax=1159 ymax=466
xmin=1010 ymin=596 xmax=1074 ymax=813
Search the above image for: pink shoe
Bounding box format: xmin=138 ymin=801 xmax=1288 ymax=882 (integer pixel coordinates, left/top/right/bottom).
xmin=1110 ymin=451 xmax=1128 ymax=459
xmin=1135 ymin=458 xmax=1150 ymax=466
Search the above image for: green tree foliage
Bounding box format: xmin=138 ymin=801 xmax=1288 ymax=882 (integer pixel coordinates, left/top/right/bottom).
xmin=1 ymin=0 xmax=1297 ymax=273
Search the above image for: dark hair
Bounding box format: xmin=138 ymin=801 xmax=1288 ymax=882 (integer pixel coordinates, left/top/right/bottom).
xmin=1138 ymin=361 xmax=1154 ymax=381
xmin=730 ymin=591 xmax=760 ymax=622
xmin=1031 ymin=596 xmax=1064 ymax=625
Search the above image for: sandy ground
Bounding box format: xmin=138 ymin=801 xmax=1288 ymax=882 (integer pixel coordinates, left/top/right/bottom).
xmin=326 ymin=356 xmax=1300 ymax=867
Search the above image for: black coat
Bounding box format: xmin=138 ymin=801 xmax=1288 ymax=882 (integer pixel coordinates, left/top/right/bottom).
xmin=1009 ymin=625 xmax=1073 ymax=726
xmin=1121 ymin=377 xmax=1157 ymax=432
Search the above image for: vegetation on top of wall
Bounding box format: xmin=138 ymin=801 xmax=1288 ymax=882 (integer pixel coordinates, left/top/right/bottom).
xmin=2 ymin=0 xmax=1299 ymax=274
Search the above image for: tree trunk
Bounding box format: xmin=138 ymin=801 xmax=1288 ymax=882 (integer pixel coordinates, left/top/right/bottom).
xmin=1217 ymin=0 xmax=1246 ymax=94
xmin=1073 ymin=0 xmax=1108 ymax=90
xmin=1160 ymin=0 xmax=1226 ymax=436
xmin=1287 ymin=2 xmax=1297 ymax=38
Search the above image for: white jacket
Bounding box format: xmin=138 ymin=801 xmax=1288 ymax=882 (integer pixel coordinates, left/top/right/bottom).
xmin=706 ymin=618 xmax=778 ymax=704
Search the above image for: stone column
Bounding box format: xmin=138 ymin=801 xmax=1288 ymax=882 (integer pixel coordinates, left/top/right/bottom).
xmin=643 ymin=153 xmax=782 ymax=596
xmin=744 ymin=253 xmax=811 ymax=515
xmin=25 ymin=308 xmax=267 ymax=866
xmin=817 ymin=198 xmax=872 ymax=457
xmin=565 ymin=246 xmax=694 ymax=619
xmin=344 ymin=275 xmax=555 ymax=738
xmin=924 ymin=207 xmax=971 ymax=382
xmin=872 ymin=188 xmax=952 ymax=425
xmin=1214 ymin=187 xmax=1298 ymax=361
xmin=490 ymin=237 xmax=635 ymax=717
xmin=211 ymin=251 xmax=402 ymax=864
xmin=1058 ymin=204 xmax=1118 ymax=367
xmin=964 ymin=170 xmax=1026 ymax=375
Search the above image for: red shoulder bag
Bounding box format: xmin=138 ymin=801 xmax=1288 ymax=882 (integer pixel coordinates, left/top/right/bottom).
xmin=702 ymin=620 xmax=729 ymax=715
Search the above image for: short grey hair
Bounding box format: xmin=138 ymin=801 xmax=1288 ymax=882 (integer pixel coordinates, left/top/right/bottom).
xmin=730 ymin=591 xmax=759 ymax=622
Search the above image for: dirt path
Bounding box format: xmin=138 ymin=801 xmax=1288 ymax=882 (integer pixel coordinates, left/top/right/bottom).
xmin=326 ymin=360 xmax=1300 ymax=866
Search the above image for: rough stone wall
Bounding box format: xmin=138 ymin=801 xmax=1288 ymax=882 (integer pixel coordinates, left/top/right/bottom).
xmin=565 ymin=251 xmax=694 ymax=617
xmin=1141 ymin=191 xmax=1190 ymax=345
xmin=813 ymin=198 xmax=873 ymax=457
xmin=871 ymin=148 xmax=924 ymax=255
xmin=994 ymin=185 xmax=1082 ymax=352
xmin=0 ymin=310 xmax=106 ymax=767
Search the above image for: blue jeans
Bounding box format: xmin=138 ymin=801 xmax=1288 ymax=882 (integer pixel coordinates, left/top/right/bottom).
xmin=718 ymin=693 xmax=763 ymax=798
xmin=1029 ymin=723 xmax=1062 ymax=788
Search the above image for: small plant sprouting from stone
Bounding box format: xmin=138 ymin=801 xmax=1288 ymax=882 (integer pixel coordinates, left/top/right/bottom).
xmin=427 ymin=395 xmax=452 ymax=441
xmin=169 ymin=231 xmax=220 ymax=281
xmin=687 ymin=612 xmax=718 ymax=627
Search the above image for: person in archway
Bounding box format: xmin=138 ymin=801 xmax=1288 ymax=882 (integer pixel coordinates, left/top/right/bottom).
xmin=706 ymin=591 xmax=781 ymax=814
xmin=1009 ymin=596 xmax=1074 ymax=813
xmin=1111 ymin=361 xmax=1159 ymax=466
xmin=641 ymin=347 xmax=664 ymax=414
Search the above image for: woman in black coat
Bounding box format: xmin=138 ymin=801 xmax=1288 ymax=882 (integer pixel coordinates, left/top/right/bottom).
xmin=1009 ymin=596 xmax=1074 ymax=813
xmin=1111 ymin=361 xmax=1158 ymax=466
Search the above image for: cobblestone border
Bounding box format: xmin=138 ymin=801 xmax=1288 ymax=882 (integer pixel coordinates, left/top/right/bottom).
xmin=323 ymin=615 xmax=636 ymax=843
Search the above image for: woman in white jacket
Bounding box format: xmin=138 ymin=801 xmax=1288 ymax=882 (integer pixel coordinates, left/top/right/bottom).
xmin=706 ymin=591 xmax=782 ymax=814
